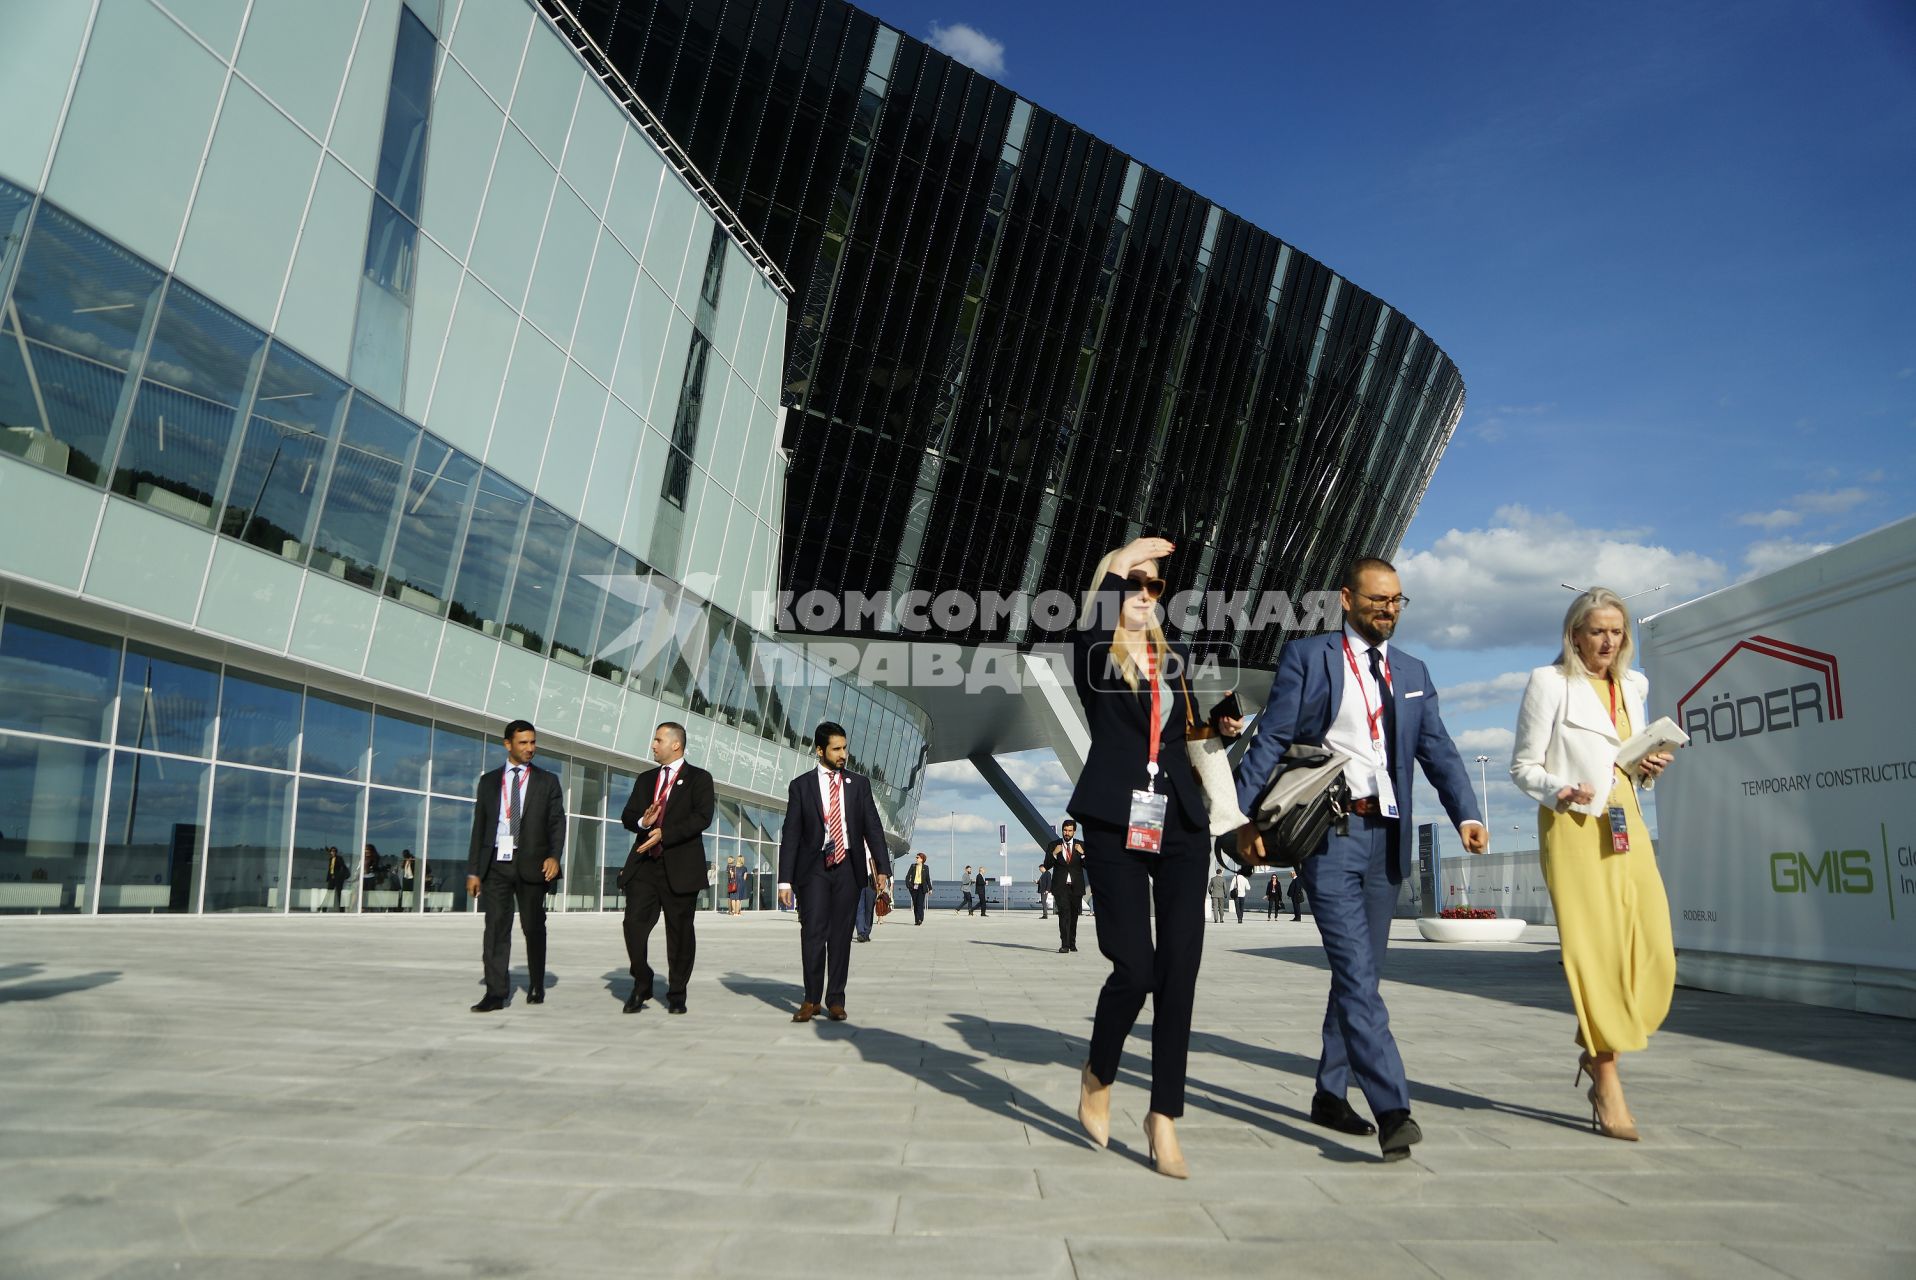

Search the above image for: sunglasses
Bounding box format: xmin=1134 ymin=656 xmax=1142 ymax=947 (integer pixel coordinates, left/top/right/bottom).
xmin=1124 ymin=571 xmax=1166 ymax=600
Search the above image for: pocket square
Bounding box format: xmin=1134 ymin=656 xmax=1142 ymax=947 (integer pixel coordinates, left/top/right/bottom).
xmin=1404 ymin=689 xmax=1426 ymax=699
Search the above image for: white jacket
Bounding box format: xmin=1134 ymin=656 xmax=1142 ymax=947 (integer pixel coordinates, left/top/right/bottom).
xmin=1510 ymin=665 xmax=1652 ymax=817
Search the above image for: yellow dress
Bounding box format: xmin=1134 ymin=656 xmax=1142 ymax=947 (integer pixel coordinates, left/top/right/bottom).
xmin=1537 ymin=679 xmax=1675 ymax=1054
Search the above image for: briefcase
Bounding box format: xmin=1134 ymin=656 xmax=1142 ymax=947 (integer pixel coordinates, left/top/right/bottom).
xmin=1241 ymin=743 xmax=1352 ymax=869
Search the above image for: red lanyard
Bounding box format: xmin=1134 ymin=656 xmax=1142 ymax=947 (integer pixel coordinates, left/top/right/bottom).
xmin=1141 ymin=646 xmax=1162 ymax=781
xmin=1341 ymin=637 xmax=1392 ymax=746
xmin=501 ymin=767 xmax=518 ymax=820
xmin=1604 ymin=678 xmax=1619 ymax=729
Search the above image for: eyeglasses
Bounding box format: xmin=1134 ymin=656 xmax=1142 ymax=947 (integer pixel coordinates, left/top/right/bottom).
xmin=1356 ymin=593 xmax=1410 ymax=610
xmin=1124 ymin=571 xmax=1166 ymax=600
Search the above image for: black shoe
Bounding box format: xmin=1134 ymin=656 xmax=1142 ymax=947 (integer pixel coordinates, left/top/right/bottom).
xmin=527 ymin=988 xmax=544 ymax=1005
xmin=1310 ymin=1092 xmax=1377 ymax=1136
xmin=667 ymin=997 xmax=687 ymax=1015
xmin=622 ymin=993 xmax=648 ymax=1014
xmin=470 ymin=994 xmax=505 ymax=1013
xmin=1058 ymin=946 xmax=1069 ymax=953
xmin=1377 ymin=1109 xmax=1422 ymax=1161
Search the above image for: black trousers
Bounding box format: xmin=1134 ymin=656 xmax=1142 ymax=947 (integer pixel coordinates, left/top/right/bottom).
xmin=481 ymin=862 xmax=547 ymax=1000
xmin=1082 ymin=808 xmax=1208 ymax=1118
xmin=1055 ymin=890 xmax=1083 ymax=950
xmin=909 ymin=886 xmax=927 ymax=923
xmin=623 ymin=858 xmax=697 ymax=1001
xmin=797 ymin=857 xmax=859 ymax=1005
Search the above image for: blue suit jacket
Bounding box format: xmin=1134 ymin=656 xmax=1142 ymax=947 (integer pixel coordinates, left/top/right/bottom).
xmin=1234 ymin=631 xmax=1481 ymax=878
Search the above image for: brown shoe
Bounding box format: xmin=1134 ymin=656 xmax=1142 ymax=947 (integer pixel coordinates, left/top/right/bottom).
xmin=792 ymin=1001 xmax=819 ymax=1023
xmin=826 ymin=1005 xmax=848 ymax=1021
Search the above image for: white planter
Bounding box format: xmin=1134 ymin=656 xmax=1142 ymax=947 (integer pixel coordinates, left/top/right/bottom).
xmin=1416 ymin=916 xmax=1527 ymax=944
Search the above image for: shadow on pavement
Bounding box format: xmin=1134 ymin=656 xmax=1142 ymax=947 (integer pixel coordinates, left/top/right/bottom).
xmin=0 ymin=967 xmax=121 ymax=1004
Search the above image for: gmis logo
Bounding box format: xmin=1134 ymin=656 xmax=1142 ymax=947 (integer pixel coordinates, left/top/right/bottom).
xmin=1674 ymin=634 xmax=1843 ymax=746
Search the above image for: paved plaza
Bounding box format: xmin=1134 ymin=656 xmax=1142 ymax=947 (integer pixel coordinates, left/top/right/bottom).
xmin=1 ymin=907 xmax=1911 ymax=1279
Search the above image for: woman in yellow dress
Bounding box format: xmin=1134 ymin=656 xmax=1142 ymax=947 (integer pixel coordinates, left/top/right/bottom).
xmin=1511 ymin=588 xmax=1676 ymax=1140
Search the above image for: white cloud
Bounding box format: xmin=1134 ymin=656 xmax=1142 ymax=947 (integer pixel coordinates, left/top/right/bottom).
xmin=1793 ymin=487 xmax=1872 ymax=516
xmin=1395 ymin=506 xmax=1725 ymax=651
xmin=914 ymin=811 xmax=1002 ymax=834
xmin=1739 ymin=538 xmax=1834 ymax=581
xmin=1453 ymin=726 xmax=1516 ymax=757
xmin=925 ymin=761 xmax=978 ymax=785
xmin=1736 ymin=508 xmax=1802 ymax=531
xmin=927 ymin=21 xmax=1006 ymax=76
xmin=1438 ymin=670 xmax=1531 ymax=713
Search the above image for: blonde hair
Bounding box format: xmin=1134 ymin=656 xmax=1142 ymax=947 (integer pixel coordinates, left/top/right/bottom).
xmin=1084 ymin=549 xmax=1169 ymax=691
xmin=1557 ymin=587 xmax=1635 ymax=679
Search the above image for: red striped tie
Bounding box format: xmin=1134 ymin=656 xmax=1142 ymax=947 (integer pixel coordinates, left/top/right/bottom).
xmin=826 ymin=773 xmax=847 ymax=866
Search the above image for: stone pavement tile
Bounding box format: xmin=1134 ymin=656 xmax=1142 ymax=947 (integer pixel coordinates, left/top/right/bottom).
xmin=1405 ymin=1145 xmax=1671 ymax=1175
xmin=712 ymin=1233 xmax=1074 ymax=1279
xmin=4 ymin=1257 xmax=122 ymax=1280
xmin=0 ymin=1130 xmax=235 ymax=1166
xmin=898 ymin=1192 xmax=1221 ymax=1239
xmin=575 ymin=1185 xmax=896 ymax=1233
xmin=1209 ymin=1202 xmax=1550 ymax=1243
xmin=132 ymin=1109 xmax=418 ymax=1145
xmin=1519 ymin=1203 xmax=1904 ymax=1246
xmin=794 ymin=1116 xmax=1027 ymax=1144
xmin=1036 ymin=1166 xmax=1335 ymax=1205
xmin=1067 ymin=1239 xmax=1439 ymax=1280
xmin=1730 ymin=1245 xmax=1916 ymax=1280
xmin=752 ymin=1160 xmax=1043 ymax=1198
xmin=903 ymin=1140 xmax=1104 ymax=1169
xmin=1568 ymin=1171 xmax=1864 ymax=1206
xmin=177 ymin=1137 xmax=489 ymax=1179
xmin=1641 ymin=1145 xmax=1916 ymax=1176
xmin=339 ymin=1216 xmax=720 ymax=1276
xmin=0 ymin=1204 xmax=193 ymax=1258
xmin=465 ymin=1150 xmax=759 ymax=1189
xmin=99 ymin=1260 xmax=433 ymax=1279
xmin=176 ymin=1206 xmax=390 ymax=1257
xmin=1404 ymin=1242 xmax=1791 ymax=1280
xmin=661 ymin=1134 xmax=903 ymax=1164
xmin=1306 ymin=1171 xmax=1622 ymax=1206
xmin=245 ymin=1170 xmax=592 ymax=1220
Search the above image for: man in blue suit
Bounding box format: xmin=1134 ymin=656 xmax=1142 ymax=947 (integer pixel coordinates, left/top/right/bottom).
xmin=1235 ymin=557 xmax=1487 ymax=1161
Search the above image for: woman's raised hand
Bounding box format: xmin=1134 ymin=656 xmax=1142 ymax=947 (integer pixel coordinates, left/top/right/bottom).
xmin=1113 ymin=536 xmax=1175 ymax=576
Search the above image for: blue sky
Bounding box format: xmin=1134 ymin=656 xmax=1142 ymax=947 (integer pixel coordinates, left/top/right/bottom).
xmin=872 ymin=0 xmax=1916 ymax=878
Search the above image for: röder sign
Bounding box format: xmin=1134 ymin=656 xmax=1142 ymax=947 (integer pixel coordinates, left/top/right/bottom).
xmin=1643 ymin=516 xmax=1915 ymax=992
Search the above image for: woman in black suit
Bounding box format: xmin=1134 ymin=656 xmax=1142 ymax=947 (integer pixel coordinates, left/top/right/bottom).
xmin=1069 ymin=535 xmax=1239 ymax=1178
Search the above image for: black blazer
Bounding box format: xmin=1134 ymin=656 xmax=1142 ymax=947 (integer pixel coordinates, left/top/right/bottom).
xmin=778 ymin=767 xmax=892 ymax=888
xmin=1041 ymin=839 xmax=1089 ymax=895
xmin=466 ymin=762 xmax=566 ymax=882
xmin=902 ymin=862 xmax=934 ymax=892
xmin=1066 ymin=572 xmax=1226 ymax=829
xmin=618 ymin=761 xmax=715 ymax=897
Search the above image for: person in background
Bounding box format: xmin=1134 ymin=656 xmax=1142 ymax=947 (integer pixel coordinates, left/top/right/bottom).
xmin=1207 ymin=863 xmax=1229 ymax=924
xmin=325 ymin=846 xmax=349 ymax=912
xmin=1266 ymin=871 xmax=1282 ymax=920
xmin=1041 ymin=820 xmax=1089 ymax=954
xmin=974 ymin=866 xmax=989 ymax=917
xmin=958 ymin=866 xmax=975 ymax=915
xmin=1232 ymin=867 xmax=1251 ymax=923
xmin=1511 ymin=587 xmax=1676 ymax=1143
xmin=903 ymin=853 xmax=933 ymax=925
xmin=1289 ymin=874 xmax=1305 ymax=921
xmin=1037 ymin=863 xmax=1052 ymax=920
xmin=726 ymin=854 xmax=747 ymax=916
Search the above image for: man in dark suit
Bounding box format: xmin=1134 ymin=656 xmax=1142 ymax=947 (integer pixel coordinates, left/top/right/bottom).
xmin=1040 ymin=819 xmax=1089 ymax=953
xmin=974 ymin=867 xmax=989 ymax=916
xmin=617 ymin=722 xmax=714 ymax=1015
xmin=465 ymin=719 xmax=566 ymax=1012
xmin=777 ymin=720 xmax=891 ymax=1022
xmin=1235 ymin=557 xmax=1487 ymax=1161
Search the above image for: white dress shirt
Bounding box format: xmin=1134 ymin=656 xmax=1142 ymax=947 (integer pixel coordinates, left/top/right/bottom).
xmin=780 ymin=765 xmax=852 ymax=893
xmin=1325 ymin=625 xmax=1391 ymax=799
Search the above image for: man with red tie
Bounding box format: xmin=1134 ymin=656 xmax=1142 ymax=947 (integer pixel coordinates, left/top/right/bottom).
xmin=777 ymin=720 xmax=892 ymax=1022
xmin=618 ymin=722 xmax=716 ymax=1015
xmin=465 ymin=720 xmax=565 ymax=1012
xmin=1041 ymin=818 xmax=1089 ymax=954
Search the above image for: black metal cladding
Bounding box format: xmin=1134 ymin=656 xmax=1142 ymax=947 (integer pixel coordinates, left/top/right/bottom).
xmin=560 ymin=0 xmax=1464 ymax=669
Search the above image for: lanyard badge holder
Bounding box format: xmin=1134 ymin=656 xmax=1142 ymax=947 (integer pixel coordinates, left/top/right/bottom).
xmin=1601 ymin=680 xmax=1629 ymax=852
xmin=1126 ymin=650 xmax=1170 ymax=852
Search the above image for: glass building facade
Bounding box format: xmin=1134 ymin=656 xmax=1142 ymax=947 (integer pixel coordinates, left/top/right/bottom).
xmin=563 ymin=0 xmax=1467 ymax=667
xmin=0 ymin=0 xmax=925 ymax=914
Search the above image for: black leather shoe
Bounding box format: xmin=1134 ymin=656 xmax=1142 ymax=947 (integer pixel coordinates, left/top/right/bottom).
xmin=622 ymin=993 xmax=648 ymax=1014
xmin=470 ymin=994 xmax=505 ymax=1013
xmin=1377 ymin=1109 xmax=1422 ymax=1161
xmin=1310 ymin=1092 xmax=1377 ymax=1136
xmin=527 ymin=988 xmax=544 ymax=1005
xmin=667 ymin=998 xmax=687 ymax=1015
xmin=1058 ymin=946 xmax=1069 ymax=953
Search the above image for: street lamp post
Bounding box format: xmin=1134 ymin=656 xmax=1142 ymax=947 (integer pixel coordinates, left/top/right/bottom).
xmin=1474 ymin=754 xmax=1491 ymax=819
xmin=949 ymin=812 xmax=955 ymax=883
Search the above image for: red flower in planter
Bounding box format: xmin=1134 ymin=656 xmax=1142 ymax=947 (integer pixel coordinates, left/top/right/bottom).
xmin=1437 ymin=906 xmax=1499 ymax=920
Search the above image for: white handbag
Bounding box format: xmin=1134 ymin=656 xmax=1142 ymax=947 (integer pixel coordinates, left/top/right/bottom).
xmin=1180 ymin=674 xmax=1249 ymax=835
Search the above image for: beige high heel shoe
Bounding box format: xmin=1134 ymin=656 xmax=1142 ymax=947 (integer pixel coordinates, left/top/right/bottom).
xmin=1578 ymin=1055 xmax=1639 ymax=1142
xmin=1143 ymin=1111 xmax=1188 ymax=1179
xmin=1078 ymin=1063 xmax=1111 ymax=1149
